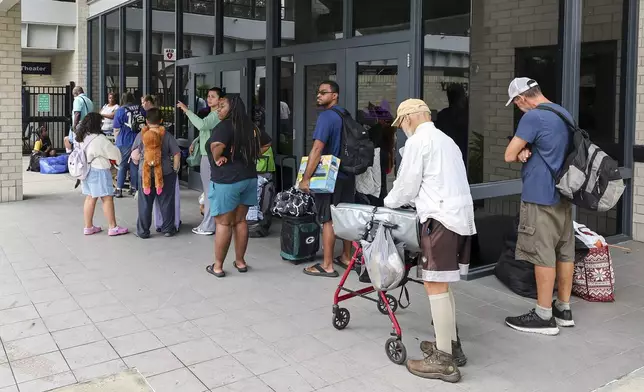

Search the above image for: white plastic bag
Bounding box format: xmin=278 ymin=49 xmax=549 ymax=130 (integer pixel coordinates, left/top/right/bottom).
xmin=361 ymin=224 xmax=405 ymax=291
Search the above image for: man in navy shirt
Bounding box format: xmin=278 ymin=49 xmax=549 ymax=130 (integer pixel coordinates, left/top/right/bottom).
xmin=113 ymin=92 xmax=146 ymax=198
xmin=503 ymin=78 xmax=575 ymax=336
xmin=300 ymin=81 xmax=355 ymax=278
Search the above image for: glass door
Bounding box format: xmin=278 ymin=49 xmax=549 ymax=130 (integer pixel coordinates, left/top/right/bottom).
xmin=287 ymin=51 xmax=345 ymax=191
xmin=345 ymin=43 xmax=410 ymax=197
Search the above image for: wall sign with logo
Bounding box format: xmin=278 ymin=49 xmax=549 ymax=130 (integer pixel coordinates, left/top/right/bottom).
xmin=22 ymin=62 xmax=52 ymax=75
xmin=38 ymin=94 xmax=51 ymax=113
xmin=163 ymin=48 xmax=176 ymax=62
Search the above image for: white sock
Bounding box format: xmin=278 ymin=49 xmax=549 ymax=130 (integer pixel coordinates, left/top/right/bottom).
xmin=429 ymin=293 xmax=454 ymax=355
xmin=448 ymin=287 xmax=457 ymax=341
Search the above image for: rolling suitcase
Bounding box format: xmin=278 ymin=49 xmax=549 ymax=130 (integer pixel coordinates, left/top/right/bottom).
xmin=280 ymin=214 xmax=320 ymax=263
xmin=248 ymin=175 xmax=276 ymax=238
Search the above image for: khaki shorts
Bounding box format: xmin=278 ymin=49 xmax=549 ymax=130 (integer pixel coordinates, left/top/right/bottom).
xmin=516 ymin=200 xmax=575 ymax=268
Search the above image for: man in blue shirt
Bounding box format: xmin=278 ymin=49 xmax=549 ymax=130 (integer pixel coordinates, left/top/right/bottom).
xmin=300 ymin=81 xmax=355 ymax=278
xmin=113 ymin=92 xmax=146 ymax=198
xmin=503 ymin=78 xmax=575 ymax=336
xmin=64 ymin=86 xmax=94 ymax=153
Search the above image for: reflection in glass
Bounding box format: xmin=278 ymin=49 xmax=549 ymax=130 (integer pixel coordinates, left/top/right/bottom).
xmin=125 ymin=1 xmax=143 ymax=102
xmin=252 ymin=60 xmax=267 ymax=133
xmin=182 ymin=0 xmax=215 ymax=58
xmin=105 ymin=10 xmax=120 ymax=97
xmin=281 ymin=0 xmax=343 ymax=46
xmin=278 ymin=57 xmax=294 ymax=156
xmin=353 ymin=0 xmax=410 ymax=36
xmin=89 ymin=19 xmax=100 ymax=105
xmin=152 ymin=0 xmax=176 ymax=128
xmin=223 ymin=0 xmax=267 ymax=53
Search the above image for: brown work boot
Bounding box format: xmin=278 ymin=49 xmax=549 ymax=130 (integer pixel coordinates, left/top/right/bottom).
xmin=406 ymin=348 xmax=461 ymax=383
xmin=420 ymin=339 xmax=467 ymax=367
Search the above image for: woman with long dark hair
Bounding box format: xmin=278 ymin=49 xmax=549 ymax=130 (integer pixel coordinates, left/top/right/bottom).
xmin=205 ymin=95 xmax=272 ymax=277
xmin=76 ymin=112 xmax=129 ymax=236
xmin=177 ymin=87 xmax=223 ymax=235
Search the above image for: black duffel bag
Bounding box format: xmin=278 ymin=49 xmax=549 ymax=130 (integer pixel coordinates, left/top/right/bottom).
xmin=494 ymin=214 xmax=538 ymax=299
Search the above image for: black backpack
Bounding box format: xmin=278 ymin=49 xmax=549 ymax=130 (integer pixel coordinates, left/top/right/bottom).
xmin=536 ymin=105 xmax=625 ymax=212
xmin=330 ymin=108 xmax=374 ymax=175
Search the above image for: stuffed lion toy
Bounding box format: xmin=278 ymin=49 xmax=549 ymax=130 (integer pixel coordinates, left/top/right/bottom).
xmin=141 ymin=126 xmax=166 ymax=195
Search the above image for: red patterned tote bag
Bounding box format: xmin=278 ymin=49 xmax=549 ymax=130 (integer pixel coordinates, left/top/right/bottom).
xmin=572 ymin=247 xmax=615 ymax=302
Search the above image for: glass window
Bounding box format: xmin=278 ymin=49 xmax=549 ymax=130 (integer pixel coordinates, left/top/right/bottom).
xmin=105 ymin=10 xmax=121 ymax=97
xmin=252 ymin=59 xmax=267 ymax=132
xmin=304 ymin=64 xmax=337 ymax=153
xmin=281 ymin=0 xmax=343 ymax=46
xmin=223 ymin=0 xmax=267 ymax=53
xmin=89 ymin=18 xmax=100 ymax=105
xmin=152 ymin=0 xmax=176 ymax=128
xmin=125 ymin=1 xmax=143 ymax=101
xmin=471 ymin=194 xmax=522 ymax=268
xmin=353 ymin=0 xmax=410 ymax=36
xmin=423 ymin=0 xmax=560 ymax=185
xmin=183 ymin=0 xmax=215 ymax=58
xmin=278 ymin=56 xmax=294 ymax=156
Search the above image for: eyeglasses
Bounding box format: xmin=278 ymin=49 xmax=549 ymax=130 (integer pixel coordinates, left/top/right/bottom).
xmin=317 ymin=91 xmax=334 ymax=96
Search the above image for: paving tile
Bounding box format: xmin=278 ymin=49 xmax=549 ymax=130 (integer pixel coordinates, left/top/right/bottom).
xmin=95 ymin=315 xmax=147 ymax=339
xmin=0 ymin=351 xmax=6 ymax=365
xmin=51 ymin=325 xmax=104 ymax=350
xmin=15 ymin=268 xmax=56 ymax=282
xmin=0 ymin=293 xmax=31 ymax=311
xmin=61 ymin=340 xmax=119 ymax=370
xmin=0 ymin=306 xmax=40 ymax=326
xmin=260 ymin=366 xmax=319 ymax=392
xmin=146 ymin=367 xmax=208 ymax=392
xmin=615 ymin=285 xmax=644 ymax=309
xmin=210 ymin=377 xmax=274 ymax=392
xmin=42 ymin=310 xmax=92 ymax=332
xmin=64 ymin=281 xmax=107 ymax=297
xmin=0 ymin=284 xmax=24 ymax=298
xmin=174 ymin=301 xmax=222 ymax=320
xmin=4 ymin=334 xmax=58 ymax=362
xmin=16 ymin=372 xmax=76 ymax=392
xmin=0 ymin=385 xmax=18 ymax=392
xmin=168 ymin=337 xmax=227 ymax=366
xmin=249 ymin=318 xmax=304 ymax=343
xmin=20 ymin=277 xmax=62 ymax=293
xmin=109 ymin=331 xmax=163 ymax=357
xmin=84 ymin=303 xmax=132 ymax=323
xmin=0 ymin=364 xmax=14 ymax=388
xmin=10 ymin=351 xmax=71 ymax=384
xmin=71 ymin=359 xmax=127 ymax=382
xmin=27 ymin=287 xmax=70 ymax=305
xmin=151 ymin=321 xmax=205 ymax=347
xmin=73 ymin=291 xmax=120 ymax=309
xmin=208 ymin=327 xmax=267 ymax=354
xmin=0 ymin=319 xmax=48 ymax=342
xmin=232 ymin=342 xmax=289 ymax=375
xmin=189 ymin=356 xmax=254 ymax=389
xmin=273 ymin=334 xmax=334 ymax=363
xmin=34 ymin=298 xmax=80 ymax=318
xmin=123 ymin=348 xmax=184 ymax=377
xmin=137 ymin=308 xmax=186 ymax=329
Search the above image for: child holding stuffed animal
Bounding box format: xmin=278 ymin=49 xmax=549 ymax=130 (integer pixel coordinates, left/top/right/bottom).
xmin=131 ymin=108 xmax=181 ymax=238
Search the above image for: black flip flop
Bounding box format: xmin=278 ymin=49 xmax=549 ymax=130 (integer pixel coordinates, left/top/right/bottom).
xmin=303 ymin=263 xmax=339 ymax=278
xmin=232 ymin=261 xmax=248 ymax=273
xmin=206 ymin=264 xmax=225 ymax=278
xmin=333 ymin=256 xmax=351 ymax=270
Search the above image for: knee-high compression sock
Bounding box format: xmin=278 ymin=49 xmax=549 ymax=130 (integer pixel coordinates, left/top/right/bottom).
xmin=429 ymin=293 xmax=454 ymax=355
xmin=448 ymin=287 xmax=458 ymax=342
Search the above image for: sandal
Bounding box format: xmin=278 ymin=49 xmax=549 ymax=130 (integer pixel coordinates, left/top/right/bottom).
xmin=83 ymin=226 xmax=102 ymax=235
xmin=333 ymin=256 xmax=351 ymax=269
xmin=232 ymin=261 xmax=248 ymax=273
xmin=303 ymin=263 xmax=339 ymax=278
xmin=206 ymin=264 xmax=225 ymax=278
xmin=108 ymin=226 xmax=129 ymax=236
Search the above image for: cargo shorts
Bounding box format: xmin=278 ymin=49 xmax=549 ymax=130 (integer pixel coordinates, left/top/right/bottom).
xmin=515 ymin=200 xmax=575 ymax=268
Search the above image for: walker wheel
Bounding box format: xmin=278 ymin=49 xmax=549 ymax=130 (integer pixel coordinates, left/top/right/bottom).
xmin=332 ymin=308 xmax=350 ymax=330
xmin=377 ymin=294 xmax=398 ymax=315
xmin=385 ymin=338 xmax=407 ymax=365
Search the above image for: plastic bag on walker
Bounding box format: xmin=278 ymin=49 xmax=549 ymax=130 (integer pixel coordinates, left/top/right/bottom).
xmin=361 ymin=224 xmax=405 ymax=291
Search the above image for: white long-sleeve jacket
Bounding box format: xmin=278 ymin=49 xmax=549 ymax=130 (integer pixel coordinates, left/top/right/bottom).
xmin=82 ymin=134 xmax=121 ymax=169
xmin=384 ymin=122 xmax=476 ymax=237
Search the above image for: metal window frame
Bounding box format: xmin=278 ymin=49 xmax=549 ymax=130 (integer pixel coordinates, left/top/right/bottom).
xmin=86 ymin=20 xmax=93 ymax=97
xmin=143 ymin=0 xmax=152 ymax=93
xmin=98 ymin=14 xmax=106 ymax=106
xmin=119 ymin=7 xmax=126 ymax=96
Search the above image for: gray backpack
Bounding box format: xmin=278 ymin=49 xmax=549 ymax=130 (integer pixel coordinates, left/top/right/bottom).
xmin=537 ymin=105 xmax=625 ymax=212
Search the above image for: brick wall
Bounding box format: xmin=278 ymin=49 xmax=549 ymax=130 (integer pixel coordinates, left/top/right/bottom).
xmin=633 ymin=0 xmax=644 ymax=241
xmin=0 ymin=3 xmax=23 ymax=203
xmin=22 ymin=54 xmax=76 ymax=87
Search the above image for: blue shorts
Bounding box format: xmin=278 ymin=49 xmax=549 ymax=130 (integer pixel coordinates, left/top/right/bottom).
xmin=208 ymin=178 xmax=258 ymax=217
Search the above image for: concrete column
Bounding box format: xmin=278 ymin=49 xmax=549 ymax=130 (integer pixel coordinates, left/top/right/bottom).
xmin=0 ymin=2 xmax=23 ymax=203
xmin=75 ymin=0 xmax=89 ymax=89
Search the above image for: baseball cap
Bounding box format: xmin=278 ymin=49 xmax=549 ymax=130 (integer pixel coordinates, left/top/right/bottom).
xmin=392 ymin=99 xmax=431 ymax=127
xmin=505 ymin=77 xmax=539 ymax=106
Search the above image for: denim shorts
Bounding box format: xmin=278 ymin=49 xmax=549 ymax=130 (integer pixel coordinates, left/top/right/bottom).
xmin=208 ymin=178 xmax=258 ymax=217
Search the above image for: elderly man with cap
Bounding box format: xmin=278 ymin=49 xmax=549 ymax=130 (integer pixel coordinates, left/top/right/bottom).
xmin=503 ymin=77 xmax=575 ymax=336
xmin=384 ymin=99 xmax=476 ymax=383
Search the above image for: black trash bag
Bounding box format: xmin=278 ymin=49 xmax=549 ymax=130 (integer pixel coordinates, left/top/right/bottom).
xmin=494 ymin=214 xmax=538 ymax=299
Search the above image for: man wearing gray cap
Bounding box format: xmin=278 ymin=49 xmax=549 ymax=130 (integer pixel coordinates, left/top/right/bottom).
xmin=384 ymin=99 xmax=476 ymax=383
xmin=503 ymin=77 xmax=575 ymax=336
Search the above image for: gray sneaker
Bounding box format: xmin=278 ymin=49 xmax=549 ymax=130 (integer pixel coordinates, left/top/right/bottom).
xmin=420 ymin=340 xmax=467 ymax=367
xmin=406 ymin=348 xmax=461 ymax=383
